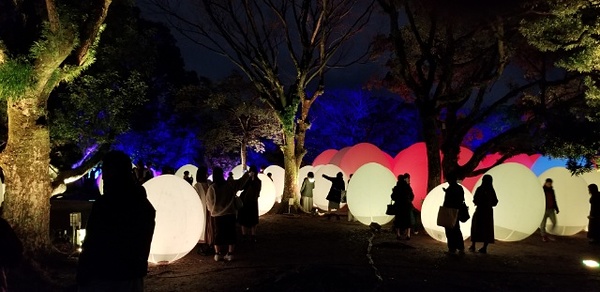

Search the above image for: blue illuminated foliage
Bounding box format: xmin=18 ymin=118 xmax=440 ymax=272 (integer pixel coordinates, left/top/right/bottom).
xmin=305 ymin=89 xmax=420 ymax=162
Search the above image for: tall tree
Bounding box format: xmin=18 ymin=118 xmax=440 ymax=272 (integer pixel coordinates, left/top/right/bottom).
xmin=0 ymin=0 xmax=113 ymax=256
xmin=375 ymin=0 xmax=584 ymax=192
xmin=180 ymin=73 xmax=281 ymax=169
xmin=520 ymin=0 xmax=600 ymax=172
xmin=150 ymin=0 xmax=373 ymax=207
xmin=49 ymin=3 xmax=198 ymax=177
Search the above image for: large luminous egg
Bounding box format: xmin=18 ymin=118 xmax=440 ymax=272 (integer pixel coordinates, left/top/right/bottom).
xmin=329 ymin=147 xmax=351 ymax=167
xmin=346 ymin=163 xmax=396 ymax=226
xmin=256 ymin=173 xmax=277 ymax=216
xmin=144 ymin=175 xmax=204 ymax=264
xmin=472 ymin=163 xmax=545 ymax=241
xmin=263 ymin=165 xmax=285 ymax=203
xmin=392 ymin=143 xmax=429 ymax=210
xmin=421 ymin=183 xmax=474 ymax=242
xmin=339 ymin=143 xmax=392 ymax=175
xmin=539 ymin=167 xmax=590 ymax=236
xmin=313 ymin=149 xmax=338 ymax=167
xmin=230 ymin=164 xmax=245 ymax=179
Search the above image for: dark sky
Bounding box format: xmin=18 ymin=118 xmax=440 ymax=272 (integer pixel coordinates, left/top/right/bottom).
xmin=136 ymin=1 xmax=387 ymax=89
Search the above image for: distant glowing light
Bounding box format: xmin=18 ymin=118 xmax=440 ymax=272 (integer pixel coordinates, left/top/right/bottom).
xmin=583 ymin=260 xmax=599 ymax=268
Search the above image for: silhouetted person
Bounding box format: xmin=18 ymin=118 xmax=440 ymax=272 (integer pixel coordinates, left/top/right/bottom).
xmin=0 ymin=208 xmax=23 ymax=292
xmin=443 ymin=173 xmax=465 ymax=255
xmin=206 ymin=167 xmax=249 ymax=262
xmin=77 ymin=151 xmax=156 ymax=291
xmin=469 ymin=174 xmax=498 ymax=254
xmin=588 ymin=184 xmax=600 ymax=244
xmin=300 ymin=172 xmax=316 ymax=214
xmin=227 ymin=172 xmax=235 ymax=182
xmin=323 ymin=172 xmax=345 ymax=220
xmin=540 ymin=178 xmax=559 ymax=242
xmin=391 ymin=173 xmax=415 ymax=240
xmin=183 ymin=170 xmax=193 ymax=185
xmin=194 ymin=166 xmax=214 ymax=254
xmin=237 ymin=166 xmax=261 ymax=243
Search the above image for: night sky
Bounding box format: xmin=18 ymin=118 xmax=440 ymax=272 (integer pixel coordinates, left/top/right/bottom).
xmin=136 ymin=1 xmax=388 ymax=90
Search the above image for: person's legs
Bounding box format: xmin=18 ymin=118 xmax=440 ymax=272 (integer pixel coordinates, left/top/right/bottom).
xmin=540 ymin=210 xmax=550 ymax=239
xmin=479 ymin=242 xmax=489 ymax=253
xmin=469 ymin=241 xmax=477 ymax=252
xmin=549 ymin=210 xmax=557 ymax=229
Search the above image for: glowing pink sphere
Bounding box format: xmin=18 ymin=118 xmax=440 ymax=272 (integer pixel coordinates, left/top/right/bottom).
xmin=339 ymin=143 xmax=392 ymax=175
xmin=329 ymin=147 xmax=351 ymax=167
xmin=313 ymin=149 xmax=338 ymax=166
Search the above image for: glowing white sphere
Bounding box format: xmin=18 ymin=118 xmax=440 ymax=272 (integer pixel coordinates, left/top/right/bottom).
xmin=421 ymin=183 xmax=474 ymax=242
xmin=257 ymin=173 xmax=277 ymax=216
xmin=531 ymin=156 xmax=568 ymax=176
xmin=230 ymin=164 xmax=245 ymax=179
xmin=505 ymin=154 xmax=538 ymax=168
xmin=472 ymin=163 xmax=545 ymax=241
xmin=175 ymin=164 xmax=198 ymax=185
xmin=539 ymin=167 xmax=590 ymax=236
xmin=264 ymin=165 xmax=285 ymax=202
xmin=339 ymin=143 xmax=392 ymax=175
xmin=313 ymin=164 xmax=348 ymax=210
xmin=143 ymin=175 xmax=204 ymax=264
xmin=346 ymin=163 xmax=396 ymax=225
xmin=329 ymin=147 xmax=351 ymax=167
xmin=462 ymin=153 xmax=502 ymax=192
xmin=313 ymin=149 xmax=338 ymax=166
xmin=579 ymin=170 xmax=600 ymax=186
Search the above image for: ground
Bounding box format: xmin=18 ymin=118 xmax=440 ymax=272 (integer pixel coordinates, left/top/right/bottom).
xmin=7 ymin=213 xmax=600 ymax=291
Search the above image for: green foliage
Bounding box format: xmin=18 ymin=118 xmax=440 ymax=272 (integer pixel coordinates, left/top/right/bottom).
xmin=180 ymin=73 xmax=281 ymax=161
xmin=521 ymin=0 xmax=600 ymax=98
xmin=0 ymin=58 xmax=34 ymax=99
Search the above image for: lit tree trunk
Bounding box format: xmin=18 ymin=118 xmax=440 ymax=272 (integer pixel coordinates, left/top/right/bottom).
xmin=281 ymin=129 xmax=302 ymax=212
xmin=240 ymin=136 xmax=248 ymax=170
xmin=0 ymin=97 xmax=52 ymax=257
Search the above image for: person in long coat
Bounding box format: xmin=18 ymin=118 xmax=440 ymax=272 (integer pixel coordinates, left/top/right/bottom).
xmin=300 ymin=172 xmax=316 ymax=214
xmin=323 ymin=172 xmax=345 ymax=220
xmin=237 ymin=166 xmax=261 ymax=243
xmin=194 ymin=166 xmax=214 ymax=254
xmin=469 ymin=174 xmax=498 ymax=254
xmin=443 ymin=173 xmax=465 ymax=255
xmin=391 ymin=173 xmax=415 ymax=240
xmin=588 ymin=184 xmax=600 ymax=244
xmin=206 ymin=167 xmax=249 ymax=262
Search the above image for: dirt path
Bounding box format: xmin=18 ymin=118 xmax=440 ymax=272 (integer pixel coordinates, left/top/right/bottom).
xmin=144 ymin=215 xmax=600 ymax=291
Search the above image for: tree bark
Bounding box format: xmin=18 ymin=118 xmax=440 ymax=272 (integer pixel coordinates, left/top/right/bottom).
xmin=240 ymin=137 xmax=248 ymax=171
xmin=0 ymin=97 xmax=52 ymax=257
xmin=279 ymin=128 xmax=304 ymax=213
xmin=422 ymin=112 xmax=442 ymax=191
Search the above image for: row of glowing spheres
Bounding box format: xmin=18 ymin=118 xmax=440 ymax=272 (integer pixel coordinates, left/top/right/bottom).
xmin=312 ymin=142 xmax=593 ymax=243
xmin=142 ymin=142 xmax=588 ymax=264
xmin=144 ymin=164 xmax=282 ymax=264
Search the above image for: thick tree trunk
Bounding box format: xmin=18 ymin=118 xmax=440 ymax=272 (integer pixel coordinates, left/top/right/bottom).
xmin=0 ymin=97 xmax=52 ymax=257
xmin=279 ymin=128 xmax=305 ymax=213
xmin=422 ymin=114 xmax=442 ymax=192
xmin=240 ymin=138 xmax=248 ymax=170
